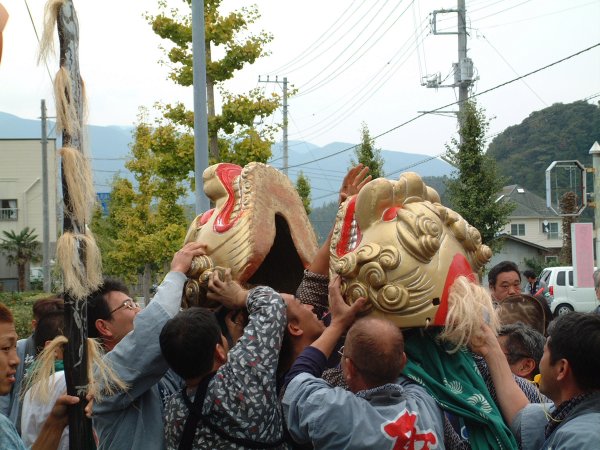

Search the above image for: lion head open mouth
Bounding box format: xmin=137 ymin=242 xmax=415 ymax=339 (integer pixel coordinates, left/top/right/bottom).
xmin=182 ymin=162 xmax=318 ymax=308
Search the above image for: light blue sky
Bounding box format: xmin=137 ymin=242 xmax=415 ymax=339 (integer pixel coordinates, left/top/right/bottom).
xmin=1 ymin=0 xmax=599 ymax=168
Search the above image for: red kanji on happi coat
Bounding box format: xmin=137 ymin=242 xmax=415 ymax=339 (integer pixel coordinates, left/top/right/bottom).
xmin=382 ymin=409 xmax=438 ymax=450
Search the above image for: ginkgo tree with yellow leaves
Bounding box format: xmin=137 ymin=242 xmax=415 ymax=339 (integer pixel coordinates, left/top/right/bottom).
xmin=148 ymin=0 xmax=281 ymax=168
xmin=92 ymin=114 xmax=190 ymax=301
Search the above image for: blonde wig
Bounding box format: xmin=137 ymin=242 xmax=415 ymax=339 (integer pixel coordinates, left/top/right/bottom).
xmin=56 ymin=231 xmax=102 ymax=300
xmin=23 ymin=336 xmax=128 ymax=404
xmin=59 ymin=146 xmax=95 ymax=225
xmin=438 ymin=276 xmax=500 ymax=353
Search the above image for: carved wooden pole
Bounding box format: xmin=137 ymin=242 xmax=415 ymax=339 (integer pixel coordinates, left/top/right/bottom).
xmin=56 ymin=2 xmax=95 ymax=448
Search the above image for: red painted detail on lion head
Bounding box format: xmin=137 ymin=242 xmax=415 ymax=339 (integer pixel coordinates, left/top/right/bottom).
xmin=198 ymin=209 xmax=215 ymax=226
xmin=382 ymin=206 xmax=402 ymax=221
xmin=335 ymin=196 xmax=362 ymax=257
xmin=433 ymin=253 xmax=476 ymax=326
xmin=213 ymin=164 xmax=243 ymax=233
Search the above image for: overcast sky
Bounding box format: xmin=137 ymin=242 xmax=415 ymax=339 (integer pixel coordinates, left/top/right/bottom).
xmin=1 ymin=0 xmax=599 ymax=176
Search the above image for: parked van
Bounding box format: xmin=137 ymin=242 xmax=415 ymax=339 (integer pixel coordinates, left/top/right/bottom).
xmin=539 ymin=266 xmax=598 ymax=316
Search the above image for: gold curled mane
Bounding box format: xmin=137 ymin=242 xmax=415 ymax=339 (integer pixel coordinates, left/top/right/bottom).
xmin=331 ymin=172 xmax=493 ymax=329
xmin=182 ymin=162 xmax=318 ymax=307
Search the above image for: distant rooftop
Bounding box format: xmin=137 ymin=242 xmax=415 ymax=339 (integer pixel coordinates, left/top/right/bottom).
xmin=497 ymin=184 xmax=559 ymax=218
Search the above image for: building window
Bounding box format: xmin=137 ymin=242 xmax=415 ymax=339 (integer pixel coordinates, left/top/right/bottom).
xmin=547 ymin=222 xmax=559 ymax=239
xmin=510 ymin=223 xmax=525 ymax=236
xmin=545 ymin=255 xmax=558 ymax=264
xmin=0 ymin=199 xmax=18 ymax=221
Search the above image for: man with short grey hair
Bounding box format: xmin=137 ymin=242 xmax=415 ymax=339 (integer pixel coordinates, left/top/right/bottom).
xmin=498 ymin=323 xmax=545 ymax=380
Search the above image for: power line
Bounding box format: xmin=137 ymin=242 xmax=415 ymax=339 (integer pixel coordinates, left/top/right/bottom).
xmin=481 ymin=0 xmax=598 ymax=29
xmin=298 ymin=0 xmax=413 ymax=96
xmin=471 ymin=0 xmax=534 ymax=23
xmin=266 ymin=0 xmax=363 ymax=75
xmin=23 ymin=0 xmax=53 ymax=84
xmin=478 ymin=32 xmax=548 ymax=107
xmin=412 ymin=1 xmax=424 ymax=81
xmin=584 ymin=92 xmax=600 ymax=101
xmin=435 ymin=0 xmax=535 ymax=33
xmin=289 ymin=18 xmax=430 ymax=140
xmin=384 ymin=153 xmax=447 ymax=178
xmin=280 ymin=42 xmax=600 ymax=171
xmin=435 ymin=0 xmax=519 ymax=26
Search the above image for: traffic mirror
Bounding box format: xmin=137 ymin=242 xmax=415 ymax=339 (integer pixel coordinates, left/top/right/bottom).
xmin=545 ymin=160 xmax=587 ymax=216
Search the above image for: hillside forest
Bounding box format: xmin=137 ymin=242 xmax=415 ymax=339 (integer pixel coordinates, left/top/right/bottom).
xmin=309 ymin=100 xmax=600 ymax=242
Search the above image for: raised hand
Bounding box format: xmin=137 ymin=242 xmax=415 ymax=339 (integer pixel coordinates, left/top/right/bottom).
xmin=171 ymin=242 xmax=208 ymax=273
xmin=207 ymin=268 xmax=248 ymax=310
xmin=339 ymin=164 xmax=372 ymax=204
xmin=328 ymin=275 xmax=367 ymax=331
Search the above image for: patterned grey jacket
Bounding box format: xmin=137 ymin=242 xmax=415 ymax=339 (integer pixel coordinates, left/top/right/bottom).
xmin=164 ymin=286 xmax=290 ymax=450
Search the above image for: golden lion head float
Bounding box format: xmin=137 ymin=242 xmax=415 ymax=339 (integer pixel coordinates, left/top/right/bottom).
xmin=331 ymin=172 xmax=493 ymax=329
xmin=182 ymin=162 xmax=318 ymax=307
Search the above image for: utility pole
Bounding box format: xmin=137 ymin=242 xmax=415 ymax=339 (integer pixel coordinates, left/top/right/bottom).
xmin=40 ymin=99 xmax=51 ymax=292
xmin=422 ymin=0 xmax=475 ymax=142
xmin=456 ymin=0 xmax=470 ymax=134
xmin=259 ymin=76 xmax=289 ymax=175
xmin=192 ymin=0 xmax=210 ymax=213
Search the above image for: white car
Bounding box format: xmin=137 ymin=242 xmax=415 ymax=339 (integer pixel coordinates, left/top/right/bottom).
xmin=539 ymin=266 xmax=598 ymax=316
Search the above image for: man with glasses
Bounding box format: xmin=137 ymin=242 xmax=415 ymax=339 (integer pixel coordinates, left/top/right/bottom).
xmin=87 ymin=241 xmax=207 ymax=450
xmin=88 ymin=280 xmax=140 ymax=352
xmin=282 ymin=277 xmax=444 ymax=449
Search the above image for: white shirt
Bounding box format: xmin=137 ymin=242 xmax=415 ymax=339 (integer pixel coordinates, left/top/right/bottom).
xmin=21 ymin=370 xmax=69 ymax=450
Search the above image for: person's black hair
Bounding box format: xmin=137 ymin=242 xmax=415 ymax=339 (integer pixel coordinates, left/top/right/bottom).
xmin=522 ymin=269 xmax=536 ymax=279
xmin=160 ymin=307 xmax=222 ymax=380
xmin=34 ymin=310 xmax=65 ymax=355
xmin=87 ymin=279 xmax=129 ymax=339
xmin=547 ymin=312 xmax=600 ymax=391
xmin=488 ymin=261 xmax=521 ymax=286
xmin=32 ymin=296 xmax=64 ymax=321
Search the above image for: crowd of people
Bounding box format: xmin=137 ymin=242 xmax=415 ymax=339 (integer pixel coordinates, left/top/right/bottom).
xmin=1 ymin=166 xmax=599 ymax=449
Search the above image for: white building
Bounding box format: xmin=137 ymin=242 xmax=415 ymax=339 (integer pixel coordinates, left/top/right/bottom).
xmin=488 ymin=184 xmax=563 ymax=270
xmin=0 ymin=138 xmax=58 ymax=290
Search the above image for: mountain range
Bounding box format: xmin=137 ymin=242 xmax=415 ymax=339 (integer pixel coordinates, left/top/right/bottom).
xmin=0 ymin=111 xmax=453 ymax=207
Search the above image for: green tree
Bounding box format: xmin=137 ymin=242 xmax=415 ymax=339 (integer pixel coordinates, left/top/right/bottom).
xmin=351 ymin=122 xmax=384 ymax=178
xmin=92 ymin=115 xmax=189 ymax=301
xmin=445 ymin=101 xmax=515 ymax=252
xmin=0 ymin=227 xmax=41 ymax=291
xmin=308 ymin=200 xmax=339 ymax=245
xmin=296 ymin=171 xmax=312 ymax=216
xmin=149 ymin=0 xmax=281 ymax=168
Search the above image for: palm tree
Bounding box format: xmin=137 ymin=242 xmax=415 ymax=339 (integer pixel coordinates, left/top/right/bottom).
xmin=0 ymin=227 xmax=41 ymax=291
